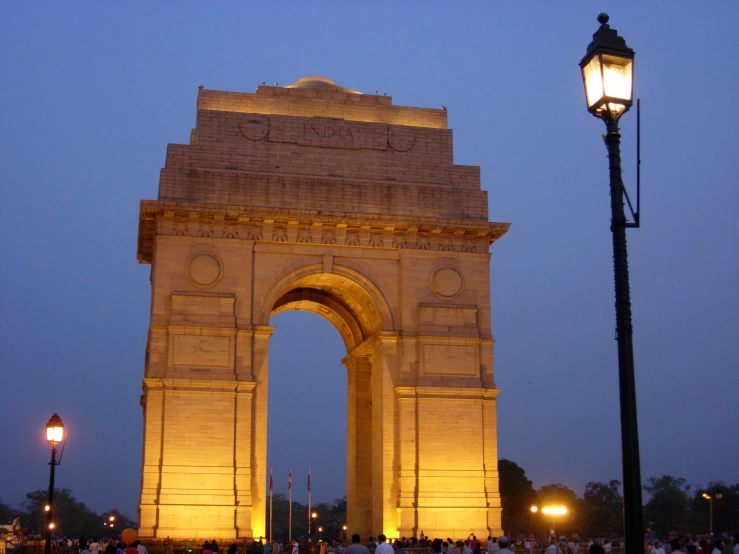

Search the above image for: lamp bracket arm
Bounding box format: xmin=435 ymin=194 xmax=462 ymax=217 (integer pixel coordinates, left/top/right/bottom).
xmin=606 ymin=98 xmax=642 ymax=229
xmin=627 ymin=97 xmax=642 ymax=228
xmin=56 ymin=430 xmax=69 ymax=465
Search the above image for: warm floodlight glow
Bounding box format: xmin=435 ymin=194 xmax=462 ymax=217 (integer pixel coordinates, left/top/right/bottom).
xmin=343 ymin=525 xmax=347 ymax=530
xmin=702 ymin=493 xmax=710 ymax=499
xmin=45 ymin=505 xmax=51 ymax=512
xmin=110 ymin=515 xmax=115 ymax=521
xmin=49 ymin=523 xmax=55 ymax=530
xmin=530 ymin=505 xmax=538 ymax=513
xmin=311 ymin=512 xmax=317 ymax=518
xmin=541 ymin=506 xmax=567 ymax=515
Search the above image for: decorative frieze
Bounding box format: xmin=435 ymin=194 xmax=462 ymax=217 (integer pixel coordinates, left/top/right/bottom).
xmin=138 ymin=203 xmax=508 ymax=262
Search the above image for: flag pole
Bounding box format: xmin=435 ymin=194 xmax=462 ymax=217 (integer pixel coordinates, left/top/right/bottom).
xmin=269 ymin=468 xmax=274 ymax=544
xmin=307 ymin=468 xmax=312 ymax=536
xmin=288 ymin=469 xmax=293 ymax=542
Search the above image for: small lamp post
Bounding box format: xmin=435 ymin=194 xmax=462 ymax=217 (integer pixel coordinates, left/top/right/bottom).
xmin=45 ymin=414 xmax=64 ymax=554
xmin=702 ymin=490 xmax=723 ymax=537
xmin=580 ymin=15 xmax=644 ymax=554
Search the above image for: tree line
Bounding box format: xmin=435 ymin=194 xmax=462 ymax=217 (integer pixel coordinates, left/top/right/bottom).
xmin=0 ymin=489 xmax=136 ymax=539
xmin=498 ymin=459 xmax=739 ymax=538
xmin=3 ymin=463 xmax=737 ymax=541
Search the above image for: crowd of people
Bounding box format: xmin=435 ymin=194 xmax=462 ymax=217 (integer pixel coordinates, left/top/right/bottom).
xmin=46 ymin=536 xmax=149 ymax=554
xmin=233 ymin=532 xmax=738 ymax=554
xmin=6 ymin=526 xmax=736 ymax=554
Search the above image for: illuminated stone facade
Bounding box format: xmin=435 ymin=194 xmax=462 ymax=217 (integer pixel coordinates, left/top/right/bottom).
xmin=136 ymin=77 xmax=508 ymax=540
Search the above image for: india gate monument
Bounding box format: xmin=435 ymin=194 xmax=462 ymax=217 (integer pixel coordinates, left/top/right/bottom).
xmin=136 ymin=76 xmax=509 ymax=540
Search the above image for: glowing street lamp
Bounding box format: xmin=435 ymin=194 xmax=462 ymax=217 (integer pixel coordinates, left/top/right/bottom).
xmin=580 ymin=15 xmax=634 ymax=121
xmin=531 ymin=506 xmax=567 ymax=536
xmin=45 ymin=414 xmax=64 ymax=554
xmin=580 ymin=15 xmax=644 ymax=554
xmin=702 ymin=490 xmax=722 ymax=536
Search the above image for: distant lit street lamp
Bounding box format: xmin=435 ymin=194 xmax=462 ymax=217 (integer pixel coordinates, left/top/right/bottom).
xmin=531 ymin=505 xmax=567 ymax=536
xmin=702 ymin=490 xmax=722 ymax=536
xmin=45 ymin=414 xmax=64 ymax=554
xmin=580 ymin=14 xmax=644 ymax=554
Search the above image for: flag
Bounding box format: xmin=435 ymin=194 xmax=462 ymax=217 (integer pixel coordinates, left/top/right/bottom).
xmin=308 ymin=469 xmax=311 ymax=492
xmin=288 ymin=470 xmax=292 ymax=491
xmin=269 ymin=468 xmax=273 ymax=492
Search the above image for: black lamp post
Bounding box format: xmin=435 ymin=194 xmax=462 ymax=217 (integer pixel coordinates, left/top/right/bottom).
xmin=580 ymin=14 xmax=644 ymax=554
xmin=45 ymin=413 xmax=64 ymax=554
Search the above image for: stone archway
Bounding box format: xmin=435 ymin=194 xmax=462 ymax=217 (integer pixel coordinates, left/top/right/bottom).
xmin=136 ymin=77 xmax=509 ymax=540
xmin=265 ymin=264 xmax=393 ymax=538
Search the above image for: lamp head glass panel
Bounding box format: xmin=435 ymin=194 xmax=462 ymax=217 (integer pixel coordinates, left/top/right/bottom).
xmin=46 ymin=413 xmax=64 ymax=445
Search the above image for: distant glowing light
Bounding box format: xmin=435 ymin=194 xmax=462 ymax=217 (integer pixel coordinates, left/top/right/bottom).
xmin=541 ymin=506 xmax=567 ymax=515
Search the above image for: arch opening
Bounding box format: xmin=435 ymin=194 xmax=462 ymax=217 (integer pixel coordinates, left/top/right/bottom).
xmin=272 ymin=287 xmax=365 ymax=352
xmin=257 ymin=264 xmax=394 ymax=340
xmin=266 ymin=310 xmax=348 ymax=539
xmin=264 ymin=271 xmax=379 ymax=538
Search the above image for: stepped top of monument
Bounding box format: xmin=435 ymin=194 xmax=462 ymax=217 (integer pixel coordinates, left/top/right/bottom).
xmin=137 ymin=79 xmax=510 ymax=263
xmin=197 ymin=76 xmax=448 ymax=129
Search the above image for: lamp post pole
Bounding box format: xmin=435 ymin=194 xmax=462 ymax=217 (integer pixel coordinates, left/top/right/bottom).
xmin=580 ymin=14 xmax=644 ymax=554
xmin=45 ymin=444 xmax=58 ymax=554
xmin=604 ymin=114 xmax=644 ymax=554
xmin=44 ymin=414 xmax=64 ymax=554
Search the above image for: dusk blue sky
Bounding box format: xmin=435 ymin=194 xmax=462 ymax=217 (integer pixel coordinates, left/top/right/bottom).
xmin=1 ymin=3 xmax=737 ymax=521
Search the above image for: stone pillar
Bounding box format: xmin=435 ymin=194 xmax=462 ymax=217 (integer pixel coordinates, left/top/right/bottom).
xmin=396 ymin=387 xmax=418 ymax=538
xmin=139 ymin=379 xmax=165 ymax=537
xmin=234 ymin=381 xmax=256 ymax=537
xmin=250 ymin=325 xmax=275 ymax=539
xmin=370 ymin=333 xmax=401 ymax=536
xmin=344 ymin=354 xmax=373 ymax=538
xmin=482 ymin=390 xmax=503 ymax=535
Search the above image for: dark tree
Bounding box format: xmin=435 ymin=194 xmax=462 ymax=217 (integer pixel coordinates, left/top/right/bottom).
xmin=23 ymin=488 xmax=132 ymax=538
xmin=643 ymin=476 xmax=690 ymax=537
xmin=582 ymin=480 xmax=623 ymax=537
xmin=498 ymin=459 xmax=536 ymax=536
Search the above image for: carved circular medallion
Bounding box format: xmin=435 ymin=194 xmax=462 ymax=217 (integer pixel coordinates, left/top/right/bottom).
xmin=388 ymin=126 xmax=416 ymax=152
xmin=187 ymin=253 xmax=223 ymax=288
xmin=431 ymin=267 xmax=464 ymax=300
xmin=239 ymin=116 xmax=269 ymax=141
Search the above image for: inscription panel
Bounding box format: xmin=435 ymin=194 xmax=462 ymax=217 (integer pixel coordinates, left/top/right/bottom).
xmin=422 ymin=343 xmax=478 ymax=376
xmin=419 ymin=306 xmax=478 ymax=328
xmin=172 ymin=335 xmax=232 ymax=368
xmin=239 ymin=114 xmax=414 ymax=152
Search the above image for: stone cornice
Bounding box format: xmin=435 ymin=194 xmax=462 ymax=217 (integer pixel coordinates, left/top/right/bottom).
xmin=137 ymin=200 xmax=510 ymax=263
